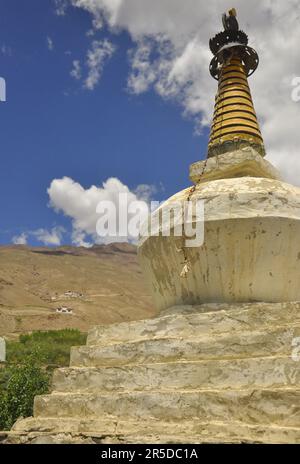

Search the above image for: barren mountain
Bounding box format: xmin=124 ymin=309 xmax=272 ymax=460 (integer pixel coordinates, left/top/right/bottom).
xmin=0 ymin=243 xmax=156 ymax=338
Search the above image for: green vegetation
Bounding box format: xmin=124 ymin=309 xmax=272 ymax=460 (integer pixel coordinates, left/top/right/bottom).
xmin=7 ymin=329 xmax=87 ymax=368
xmin=0 ymin=329 xmax=86 ymax=431
xmin=0 ymin=353 xmax=50 ymax=430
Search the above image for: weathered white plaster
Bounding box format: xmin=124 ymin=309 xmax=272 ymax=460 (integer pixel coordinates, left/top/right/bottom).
xmin=139 ymin=174 xmax=300 ymax=310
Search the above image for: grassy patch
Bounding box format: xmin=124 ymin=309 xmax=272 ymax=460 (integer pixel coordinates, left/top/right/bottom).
xmin=6 ymin=329 xmax=87 ymax=368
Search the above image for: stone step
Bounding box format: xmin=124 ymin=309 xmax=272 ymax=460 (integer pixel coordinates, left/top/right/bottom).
xmin=10 ymin=417 xmax=300 ymax=444
xmin=52 ymin=356 xmax=300 ymax=393
xmin=71 ymin=325 xmax=300 ymax=367
xmin=87 ymin=302 xmax=300 ymax=346
xmin=34 ymin=388 xmax=300 ymax=428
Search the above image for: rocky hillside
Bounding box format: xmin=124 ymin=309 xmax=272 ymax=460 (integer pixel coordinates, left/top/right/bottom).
xmin=0 ymin=243 xmax=156 ymax=338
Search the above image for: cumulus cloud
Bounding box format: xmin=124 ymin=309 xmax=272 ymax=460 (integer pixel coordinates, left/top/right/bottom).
xmin=84 ymin=39 xmax=115 ymax=90
xmin=47 ymin=176 xmax=155 ymax=245
xmin=12 ymin=227 xmax=65 ymax=246
xmin=65 ymin=0 xmax=300 ymax=184
xmin=71 ymin=229 xmax=93 ymax=248
xmin=12 ymin=233 xmax=28 ymax=245
xmin=32 ymin=226 xmax=65 ymax=246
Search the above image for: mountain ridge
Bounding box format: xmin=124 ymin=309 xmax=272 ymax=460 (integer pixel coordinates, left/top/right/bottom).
xmin=0 ymin=243 xmax=156 ymax=338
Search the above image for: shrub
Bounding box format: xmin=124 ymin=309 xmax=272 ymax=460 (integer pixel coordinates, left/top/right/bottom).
xmin=0 ymin=353 xmax=50 ymax=430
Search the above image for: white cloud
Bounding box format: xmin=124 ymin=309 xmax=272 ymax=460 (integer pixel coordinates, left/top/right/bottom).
xmin=70 ymin=59 xmax=82 ymax=80
xmin=71 ymin=0 xmax=122 ymax=30
xmin=32 ymin=226 xmax=65 ymax=246
xmin=12 ymin=227 xmax=65 ymax=246
xmin=12 ymin=233 xmax=28 ymax=245
xmin=47 ymin=36 xmax=54 ymax=51
xmin=47 ymin=176 xmax=153 ymax=245
xmin=54 ymin=0 xmax=69 ymax=16
xmin=84 ymin=39 xmax=115 ymax=90
xmin=66 ymin=0 xmax=300 ymax=184
xmin=134 ymin=183 xmax=157 ymax=202
xmin=127 ymin=40 xmax=157 ymax=94
xmin=71 ymin=229 xmax=93 ymax=248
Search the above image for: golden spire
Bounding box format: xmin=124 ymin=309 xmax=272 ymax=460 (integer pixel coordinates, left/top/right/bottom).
xmin=207 ymin=9 xmax=265 ymax=158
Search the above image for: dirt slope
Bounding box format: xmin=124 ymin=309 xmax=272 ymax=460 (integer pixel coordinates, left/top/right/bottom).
xmin=0 ymin=243 xmax=156 ymax=338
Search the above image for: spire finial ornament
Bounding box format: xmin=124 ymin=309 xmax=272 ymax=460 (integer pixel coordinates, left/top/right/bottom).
xmin=208 ymin=9 xmax=265 ymax=158
xmin=222 ymin=8 xmax=239 ymax=31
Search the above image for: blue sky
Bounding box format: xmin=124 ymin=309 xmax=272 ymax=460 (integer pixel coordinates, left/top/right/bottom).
xmin=1 ymin=1 xmax=299 ymax=246
xmin=0 ymin=0 xmax=208 ymax=246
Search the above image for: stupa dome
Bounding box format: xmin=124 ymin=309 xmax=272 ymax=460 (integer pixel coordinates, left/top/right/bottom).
xmin=138 ymin=149 xmax=300 ymax=310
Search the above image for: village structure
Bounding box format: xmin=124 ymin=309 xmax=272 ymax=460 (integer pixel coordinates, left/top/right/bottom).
xmin=5 ymin=9 xmax=300 ymax=443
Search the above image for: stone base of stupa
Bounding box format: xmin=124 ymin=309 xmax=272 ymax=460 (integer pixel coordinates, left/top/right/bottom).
xmin=3 ymin=301 xmax=300 ymax=444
